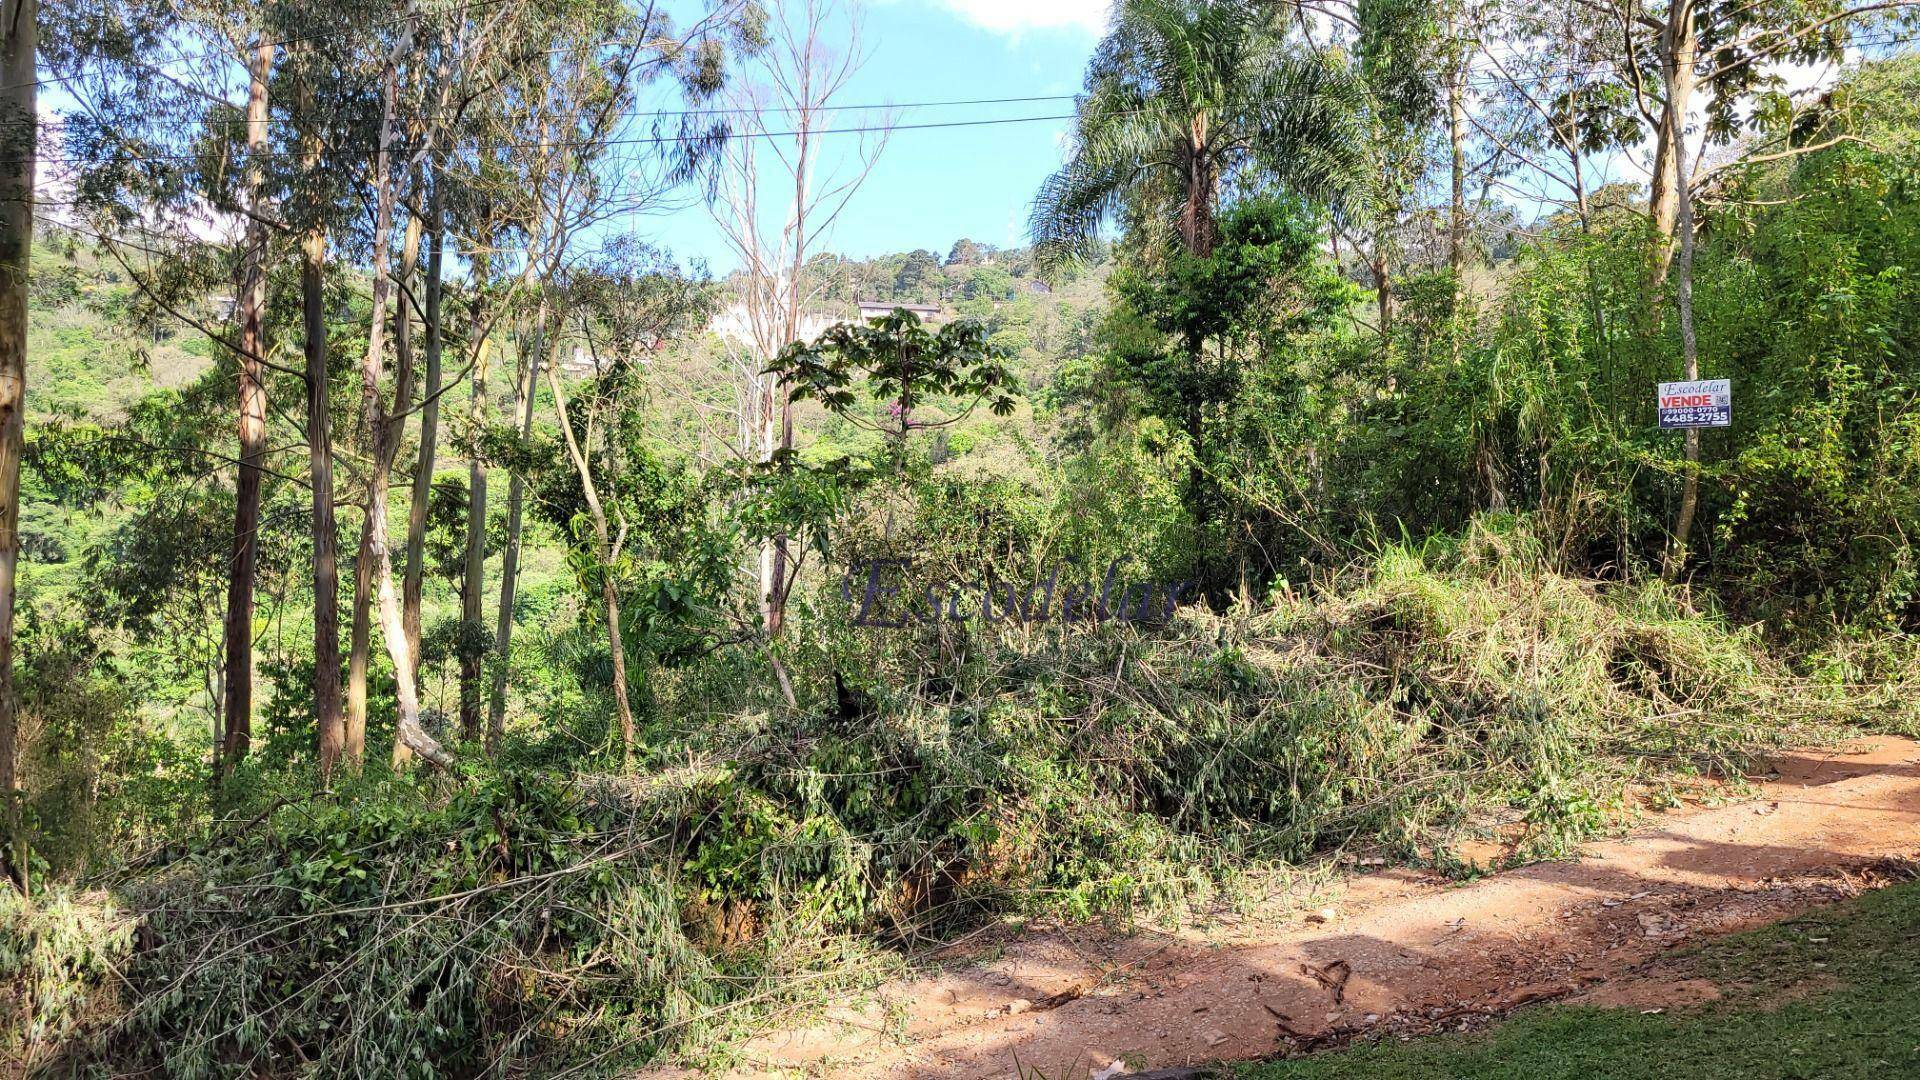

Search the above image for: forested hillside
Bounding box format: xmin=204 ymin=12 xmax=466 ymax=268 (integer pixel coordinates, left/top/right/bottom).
xmin=2 ymin=0 xmax=1919 ymax=1075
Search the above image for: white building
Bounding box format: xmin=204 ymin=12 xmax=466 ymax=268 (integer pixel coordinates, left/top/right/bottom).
xmin=855 ymin=300 xmax=942 ymax=324
xmin=707 ymin=303 xmax=841 ymax=349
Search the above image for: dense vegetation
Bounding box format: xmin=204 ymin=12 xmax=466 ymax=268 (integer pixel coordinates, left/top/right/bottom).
xmin=2 ymin=0 xmax=1918 ymax=1074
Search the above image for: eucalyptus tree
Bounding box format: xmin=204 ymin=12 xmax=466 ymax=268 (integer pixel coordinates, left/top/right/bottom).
xmin=1587 ymin=0 xmax=1919 ymax=281
xmin=446 ymin=0 xmax=741 ymax=752
xmin=1477 ymin=2 xmax=1639 ymax=231
xmin=44 ymin=0 xmax=333 ymax=775
xmin=0 ymin=0 xmax=33 ymax=889
xmin=1443 ymin=0 xmax=1473 ymax=289
xmin=1577 ymin=0 xmax=1919 ymax=574
xmin=1336 ymin=0 xmax=1446 ymax=334
xmin=47 ymin=11 xmax=348 ymax=781
xmin=343 ymin=0 xmax=553 ymax=768
xmin=185 ymin=0 xmax=523 ymax=771
xmin=273 ymin=3 xmax=390 ymax=776
xmin=271 ymin=0 xmax=437 ymax=772
xmin=321 ymin=0 xmax=573 ymax=766
xmin=218 ymin=37 xmax=274 ymax=771
xmin=457 ymin=5 xmax=609 ymax=748
xmin=470 ymin=75 xmax=604 ymax=749
xmin=47 ymin=0 xmax=432 ymax=778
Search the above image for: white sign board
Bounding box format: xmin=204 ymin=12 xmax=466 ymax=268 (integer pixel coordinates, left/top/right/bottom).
xmin=1658 ymin=379 xmax=1731 ymax=429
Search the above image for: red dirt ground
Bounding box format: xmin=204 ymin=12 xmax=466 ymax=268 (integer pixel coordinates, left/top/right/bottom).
xmin=647 ymin=736 xmax=1920 ymax=1079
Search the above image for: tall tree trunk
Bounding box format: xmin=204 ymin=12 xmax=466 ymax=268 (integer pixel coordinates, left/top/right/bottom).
xmin=459 ymin=250 xmax=491 ymax=744
xmin=486 ymin=307 xmax=553 ymax=750
xmin=758 ymin=98 xmax=820 ymax=649
xmin=363 ymin=24 xmax=451 ymax=769
xmin=402 ymin=168 xmax=444 ymax=683
xmin=391 ymin=205 xmax=423 ymax=475
xmin=1571 ymin=152 xmax=1591 ymax=232
xmin=1662 ymin=126 xmax=1703 ymax=581
xmin=219 ymin=39 xmax=274 ymax=772
xmin=301 ymin=71 xmax=344 ymax=778
xmin=308 ymin=236 xmax=345 ymax=776
xmin=360 ymin=193 xmax=420 ymax=767
xmin=1447 ymin=27 xmax=1468 ymax=365
xmin=1649 ymin=0 xmax=1698 ymax=284
xmin=757 ymin=373 xmax=788 ymax=637
xmin=0 ymin=0 xmax=35 ymax=894
xmin=1180 ymin=114 xmax=1214 ymax=258
xmin=393 ymin=211 xmax=422 ymax=423
xmin=544 ymin=360 xmax=634 ymax=761
xmin=346 ymin=514 xmax=372 ymax=758
xmin=1372 ymin=251 xmax=1393 ymax=335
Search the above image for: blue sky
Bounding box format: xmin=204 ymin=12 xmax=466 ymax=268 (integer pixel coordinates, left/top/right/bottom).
xmin=646 ymin=0 xmax=1107 ymax=271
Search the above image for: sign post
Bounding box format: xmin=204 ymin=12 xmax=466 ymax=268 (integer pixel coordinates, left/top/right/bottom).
xmin=1657 ymin=379 xmax=1731 ymax=430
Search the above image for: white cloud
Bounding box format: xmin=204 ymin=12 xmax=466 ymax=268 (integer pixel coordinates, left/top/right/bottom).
xmin=923 ymin=0 xmax=1108 ymax=36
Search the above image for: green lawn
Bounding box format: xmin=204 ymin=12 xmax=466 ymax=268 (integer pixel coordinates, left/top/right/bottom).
xmin=1241 ymin=874 xmax=1920 ymax=1080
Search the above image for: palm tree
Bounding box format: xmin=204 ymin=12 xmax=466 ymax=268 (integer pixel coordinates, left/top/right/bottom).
xmin=1032 ymin=0 xmax=1364 ymax=531
xmin=1030 ymin=0 xmax=1366 ymax=273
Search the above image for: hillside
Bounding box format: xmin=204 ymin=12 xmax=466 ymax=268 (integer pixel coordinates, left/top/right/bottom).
xmin=28 ymin=225 xmax=216 ymax=421
xmin=9 ymin=3 xmax=1920 ymax=1076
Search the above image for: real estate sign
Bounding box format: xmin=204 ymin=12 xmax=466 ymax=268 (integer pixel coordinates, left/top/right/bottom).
xmin=1658 ymin=379 xmax=1732 ymax=429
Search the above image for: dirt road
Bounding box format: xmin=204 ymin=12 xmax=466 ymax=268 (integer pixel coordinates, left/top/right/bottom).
xmin=686 ymin=737 xmax=1920 ymax=1079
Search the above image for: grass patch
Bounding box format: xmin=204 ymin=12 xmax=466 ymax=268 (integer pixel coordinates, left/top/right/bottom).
xmin=1241 ymin=872 xmax=1920 ymax=1080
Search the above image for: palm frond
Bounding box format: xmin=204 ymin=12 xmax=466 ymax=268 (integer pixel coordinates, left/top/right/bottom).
xmin=1236 ymin=50 xmax=1371 ymax=205
xmin=1032 ymin=0 xmax=1372 ymax=272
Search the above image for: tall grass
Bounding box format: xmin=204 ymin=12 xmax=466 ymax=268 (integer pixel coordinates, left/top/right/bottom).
xmin=14 ymin=517 xmax=1911 ymax=1075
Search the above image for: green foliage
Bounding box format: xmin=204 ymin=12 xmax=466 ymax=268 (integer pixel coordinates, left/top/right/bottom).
xmin=22 ymin=16 xmax=1920 ymax=1077
xmin=14 ymin=609 xmax=201 ymax=872
xmin=1184 ymin=59 xmax=1920 ymax=637
xmin=0 ymin=886 xmax=135 ymax=1067
xmin=527 ymin=424 xmax=738 ymax=750
xmin=772 ymin=309 xmax=1020 ymax=447
xmin=1077 ymin=194 xmax=1358 ymax=584
xmin=1031 ymin=0 xmax=1366 ymax=272
xmin=85 ymin=770 xmax=790 ymax=1077
xmin=1693 ymin=127 xmax=1920 ymax=632
xmin=40 ymin=510 xmax=1894 ymax=1074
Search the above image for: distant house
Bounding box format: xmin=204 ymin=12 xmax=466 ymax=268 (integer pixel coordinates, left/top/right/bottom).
xmin=559 ymin=343 xmax=653 ymax=378
xmin=708 ymin=303 xmax=839 ymax=349
xmin=855 ymin=300 xmax=942 ymax=324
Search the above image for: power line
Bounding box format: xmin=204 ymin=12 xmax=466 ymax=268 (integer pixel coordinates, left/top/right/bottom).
xmin=33 ymin=23 xmax=1920 ymax=147
xmin=58 ymin=93 xmax=1085 ymax=133
xmin=20 ymin=28 xmax=1917 ymax=169
xmin=21 ymin=111 xmax=1087 ymax=170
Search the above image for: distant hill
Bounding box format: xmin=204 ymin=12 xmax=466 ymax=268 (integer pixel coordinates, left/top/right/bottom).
xmin=28 ymin=222 xmax=217 ymax=422
xmin=26 ymin=222 xmax=1115 ymax=488
xmin=662 ymin=241 xmax=1114 ymax=477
